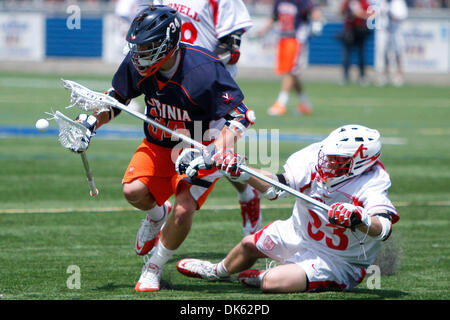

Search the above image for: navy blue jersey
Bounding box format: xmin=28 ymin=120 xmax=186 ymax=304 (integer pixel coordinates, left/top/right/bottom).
xmin=272 ymin=0 xmax=314 ymax=38
xmin=112 ymin=43 xmax=245 ymax=148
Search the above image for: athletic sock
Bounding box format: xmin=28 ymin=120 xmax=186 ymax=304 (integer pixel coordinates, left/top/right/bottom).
xmin=145 ymin=204 xmax=165 ymax=222
xmin=215 ymin=259 xmax=231 ymax=277
xmin=238 ymin=184 xmax=255 ymax=203
xmin=299 ymin=92 xmax=310 ymax=105
xmin=147 ymin=241 xmax=177 ymax=268
xmin=276 ymin=91 xmax=289 ymax=106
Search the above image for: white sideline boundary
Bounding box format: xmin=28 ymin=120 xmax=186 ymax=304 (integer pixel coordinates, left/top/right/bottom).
xmin=1 ymin=201 xmax=449 ymax=215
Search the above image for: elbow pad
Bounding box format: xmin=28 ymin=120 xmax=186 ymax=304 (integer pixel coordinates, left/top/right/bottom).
xmin=224 ymin=103 xmax=256 ymax=138
xmin=214 ymin=30 xmax=244 ymax=65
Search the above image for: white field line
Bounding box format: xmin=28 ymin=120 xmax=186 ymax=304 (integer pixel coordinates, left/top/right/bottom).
xmin=1 ymin=201 xmax=450 ymax=214
xmin=0 ymin=77 xmax=110 ymax=91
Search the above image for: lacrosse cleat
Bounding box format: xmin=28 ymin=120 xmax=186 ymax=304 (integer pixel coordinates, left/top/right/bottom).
xmin=238 ymin=269 xmax=267 ymax=288
xmin=176 ymin=259 xmax=231 ymax=281
xmin=135 ymin=201 xmax=172 ymax=256
xmin=297 ymin=102 xmax=312 ymax=115
xmin=240 ymin=188 xmax=262 ymax=236
xmin=135 ymin=261 xmax=162 ymax=292
xmin=267 ymin=102 xmax=287 ymax=116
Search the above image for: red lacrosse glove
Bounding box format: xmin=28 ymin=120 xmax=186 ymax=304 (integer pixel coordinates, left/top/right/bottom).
xmin=212 ymin=148 xmax=249 ymax=182
xmin=328 ymin=202 xmax=370 ymax=228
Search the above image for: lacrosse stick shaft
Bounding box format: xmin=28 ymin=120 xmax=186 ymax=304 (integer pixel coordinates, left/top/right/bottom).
xmin=63 ymin=80 xmax=326 ymax=208
xmin=239 ymin=165 xmax=331 ymax=211
xmin=115 ymin=103 xmax=205 ymax=150
xmin=111 ymin=104 xmax=327 ymax=210
xmin=107 ymin=100 xmax=327 ymax=210
xmin=80 ymin=151 xmax=99 ymax=197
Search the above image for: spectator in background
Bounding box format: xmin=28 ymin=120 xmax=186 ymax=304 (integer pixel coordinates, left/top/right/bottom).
xmin=258 ymin=0 xmax=322 ymax=116
xmin=378 ymin=0 xmax=408 ymax=87
xmin=339 ymin=0 xmax=371 ymax=85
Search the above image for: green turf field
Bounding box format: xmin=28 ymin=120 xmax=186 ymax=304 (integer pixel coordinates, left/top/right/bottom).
xmin=0 ymin=72 xmax=449 ymax=301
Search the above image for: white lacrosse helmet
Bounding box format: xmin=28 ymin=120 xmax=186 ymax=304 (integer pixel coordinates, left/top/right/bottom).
xmin=316 ymin=124 xmax=382 ymax=187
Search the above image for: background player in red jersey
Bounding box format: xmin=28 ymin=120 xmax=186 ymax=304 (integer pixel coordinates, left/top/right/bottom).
xmin=74 ymin=5 xmax=256 ymax=292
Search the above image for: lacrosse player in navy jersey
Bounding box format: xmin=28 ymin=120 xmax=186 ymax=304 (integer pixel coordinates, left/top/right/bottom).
xmin=155 ymin=0 xmax=263 ymax=239
xmin=74 ymin=5 xmax=256 ymax=291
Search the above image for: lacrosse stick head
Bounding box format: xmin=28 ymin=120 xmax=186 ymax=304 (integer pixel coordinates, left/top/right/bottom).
xmin=62 ymin=79 xmax=113 ymax=114
xmin=46 ymin=110 xmax=91 ymax=153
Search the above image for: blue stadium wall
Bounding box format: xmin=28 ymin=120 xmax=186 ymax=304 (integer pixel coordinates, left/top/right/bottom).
xmin=309 ymin=23 xmax=375 ymax=66
xmin=46 ymin=18 xmax=103 ymax=57
xmin=44 ymin=18 xmax=374 ymax=66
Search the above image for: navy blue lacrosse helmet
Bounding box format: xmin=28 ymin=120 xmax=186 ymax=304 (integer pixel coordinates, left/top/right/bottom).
xmin=126 ymin=5 xmax=181 ymax=76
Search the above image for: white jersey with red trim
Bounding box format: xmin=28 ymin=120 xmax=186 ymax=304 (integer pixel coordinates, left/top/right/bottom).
xmin=154 ymin=0 xmax=253 ymax=77
xmin=115 ymin=0 xmax=149 ymax=23
xmin=282 ymin=143 xmax=398 ymax=267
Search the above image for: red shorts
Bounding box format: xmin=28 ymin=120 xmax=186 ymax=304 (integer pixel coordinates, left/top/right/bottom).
xmin=276 ymin=38 xmax=301 ymax=75
xmin=122 ymin=139 xmax=222 ymax=208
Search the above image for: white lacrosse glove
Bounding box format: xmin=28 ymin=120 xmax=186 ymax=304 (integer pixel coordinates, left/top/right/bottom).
xmin=72 ymin=113 xmax=97 ymax=153
xmin=212 ymin=148 xmax=250 ymax=183
xmin=328 ymin=202 xmax=371 ymax=228
xmin=175 ymin=145 xmax=215 ymax=178
xmin=261 ymin=186 xmax=288 ymax=201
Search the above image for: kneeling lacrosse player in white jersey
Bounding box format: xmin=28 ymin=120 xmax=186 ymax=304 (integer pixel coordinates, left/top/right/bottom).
xmin=177 ymin=124 xmax=399 ymax=293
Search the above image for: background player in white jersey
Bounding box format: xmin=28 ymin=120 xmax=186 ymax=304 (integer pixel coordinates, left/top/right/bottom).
xmin=177 ymin=124 xmax=399 ymax=293
xmin=378 ymin=0 xmax=408 ymax=87
xmin=114 ymin=0 xmax=149 ymax=112
xmin=154 ymin=0 xmax=261 ymax=236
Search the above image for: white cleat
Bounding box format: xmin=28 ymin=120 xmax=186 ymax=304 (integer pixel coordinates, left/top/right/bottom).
xmin=176 ymin=259 xmax=230 ymax=281
xmin=135 ymin=201 xmax=172 ymax=256
xmin=135 ymin=261 xmax=162 ymax=292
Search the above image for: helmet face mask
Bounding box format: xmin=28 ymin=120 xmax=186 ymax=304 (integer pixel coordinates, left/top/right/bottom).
xmin=126 ymin=5 xmax=181 ymax=77
xmin=316 ymin=125 xmax=382 ymax=187
xmin=317 ymin=152 xmax=353 ymax=183
xmin=129 ymin=39 xmax=170 ymax=75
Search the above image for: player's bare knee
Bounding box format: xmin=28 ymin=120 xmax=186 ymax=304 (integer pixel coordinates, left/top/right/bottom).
xmin=261 ymin=266 xmax=307 ymax=293
xmin=240 ymin=235 xmax=259 ymax=256
xmin=122 ymin=183 xmax=138 ymax=202
xmin=122 ymin=181 xmax=149 ymax=204
xmin=260 ymin=270 xmax=286 ymax=293
xmin=172 ymin=200 xmax=196 ymax=226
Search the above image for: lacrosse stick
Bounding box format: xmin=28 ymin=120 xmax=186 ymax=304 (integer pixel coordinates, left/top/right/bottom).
xmin=62 ymin=79 xmax=201 ymax=148
xmin=61 ymin=79 xmax=328 ymax=210
xmin=239 ymin=164 xmax=331 ymax=211
xmin=46 ymin=110 xmax=99 ymax=197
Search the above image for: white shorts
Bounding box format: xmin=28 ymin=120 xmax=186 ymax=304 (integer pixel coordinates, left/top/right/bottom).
xmin=254 ymin=219 xmax=367 ymax=292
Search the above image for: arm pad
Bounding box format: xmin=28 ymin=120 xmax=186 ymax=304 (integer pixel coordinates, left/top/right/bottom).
xmin=372 ymin=214 xmax=393 ymax=241
xmin=224 ymin=103 xmax=256 ymax=137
